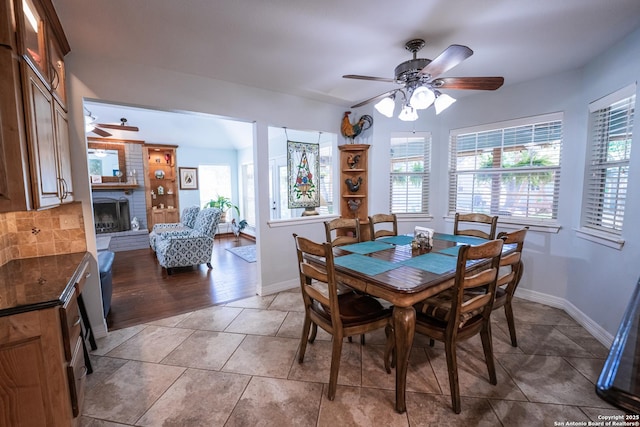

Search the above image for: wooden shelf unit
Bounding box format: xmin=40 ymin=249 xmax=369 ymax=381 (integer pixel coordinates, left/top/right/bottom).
xmin=143 ymin=144 xmax=180 ymax=228
xmin=338 ymin=144 xmax=370 ymax=240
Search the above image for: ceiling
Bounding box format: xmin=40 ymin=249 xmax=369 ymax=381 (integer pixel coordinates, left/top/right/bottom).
xmin=56 ymin=0 xmax=640 ymax=148
xmin=83 ymin=101 xmax=255 ymax=150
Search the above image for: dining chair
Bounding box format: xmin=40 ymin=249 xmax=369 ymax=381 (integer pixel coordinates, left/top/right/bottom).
xmin=324 ymin=217 xmax=361 ymax=247
xmin=492 ymin=227 xmax=528 ymax=347
xmin=453 ymin=212 xmax=499 ymax=240
xmin=368 ymin=213 xmax=398 ymax=240
xmin=293 ymin=234 xmax=392 ymax=400
xmin=384 ymin=238 xmax=503 ymax=414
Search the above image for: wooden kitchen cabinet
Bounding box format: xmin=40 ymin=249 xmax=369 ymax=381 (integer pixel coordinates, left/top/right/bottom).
xmin=0 ymin=252 xmax=92 ymax=426
xmin=23 ymin=65 xmax=61 ymax=209
xmin=0 ymin=0 xmax=72 ymax=212
xmin=0 ymin=309 xmax=70 ymax=426
xmin=0 ymin=45 xmax=31 ymax=212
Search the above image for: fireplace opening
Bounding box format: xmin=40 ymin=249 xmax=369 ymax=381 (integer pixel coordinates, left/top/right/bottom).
xmin=93 ymin=197 xmax=131 ymax=234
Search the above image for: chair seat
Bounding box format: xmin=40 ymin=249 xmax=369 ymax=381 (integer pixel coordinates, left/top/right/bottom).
xmin=415 ymin=290 xmax=485 ymax=329
xmin=312 ymin=292 xmax=391 ymax=326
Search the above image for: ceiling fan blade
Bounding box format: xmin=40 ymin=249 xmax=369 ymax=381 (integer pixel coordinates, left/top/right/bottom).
xmin=432 ymin=76 xmax=504 ymax=90
xmin=350 ymin=90 xmax=397 ymax=108
xmin=419 ymin=44 xmax=473 ymax=79
xmin=343 ymin=74 xmax=395 ymax=83
xmin=96 ymin=123 xmax=140 ymax=132
xmin=91 ymin=127 xmax=112 ymax=137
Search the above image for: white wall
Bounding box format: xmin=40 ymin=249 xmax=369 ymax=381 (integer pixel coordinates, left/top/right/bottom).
xmin=66 ymin=25 xmax=640 ymax=342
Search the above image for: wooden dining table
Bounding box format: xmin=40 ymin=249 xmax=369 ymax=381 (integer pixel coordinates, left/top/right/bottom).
xmin=324 ymin=232 xmax=515 ymax=413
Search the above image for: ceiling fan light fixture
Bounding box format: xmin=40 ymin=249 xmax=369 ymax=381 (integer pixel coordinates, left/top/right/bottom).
xmin=434 ymin=91 xmax=456 ymax=115
xmin=398 ymin=105 xmax=418 ymax=122
xmin=374 ymin=96 xmax=395 ymax=118
xmin=410 ymin=85 xmax=435 ymax=110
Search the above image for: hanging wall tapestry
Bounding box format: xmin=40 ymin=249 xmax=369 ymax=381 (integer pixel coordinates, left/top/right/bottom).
xmin=287 ymin=140 xmax=320 ymax=212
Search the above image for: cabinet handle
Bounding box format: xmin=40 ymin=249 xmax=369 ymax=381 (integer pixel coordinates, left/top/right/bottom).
xmin=79 ymin=366 xmax=88 ymax=380
xmin=73 ymin=316 xmax=82 ymax=327
xmin=50 ymin=64 xmax=59 ymax=90
xmin=59 ymin=178 xmax=69 ymax=200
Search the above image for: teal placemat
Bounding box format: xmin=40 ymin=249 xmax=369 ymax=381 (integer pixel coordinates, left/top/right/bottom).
xmin=339 ymin=241 xmax=393 ymax=254
xmin=379 ymin=235 xmax=414 ymax=246
xmin=434 ymin=233 xmax=487 ymax=245
xmin=400 ymin=252 xmax=458 ymax=274
xmin=334 ymin=254 xmax=399 ymax=275
xmin=438 ymin=245 xmax=462 ymax=256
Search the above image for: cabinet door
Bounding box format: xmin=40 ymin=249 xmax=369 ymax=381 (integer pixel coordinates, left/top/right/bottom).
xmin=0 ymin=47 xmax=30 ymax=212
xmin=19 ymin=0 xmax=49 ymax=83
xmin=24 ymin=66 xmax=60 ymax=209
xmin=0 ymin=0 xmax=16 ymax=49
xmin=54 ymin=101 xmax=73 ymax=202
xmin=151 ymin=208 xmax=166 ymax=228
xmin=0 ymin=309 xmax=72 ymax=426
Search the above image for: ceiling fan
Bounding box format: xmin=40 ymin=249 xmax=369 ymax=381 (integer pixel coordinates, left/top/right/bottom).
xmin=343 ymin=39 xmax=504 ymax=120
xmin=85 ymin=114 xmax=140 ymax=137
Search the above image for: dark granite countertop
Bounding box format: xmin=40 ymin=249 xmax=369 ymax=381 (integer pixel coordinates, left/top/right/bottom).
xmin=597 ymin=278 xmax=640 ymax=413
xmin=0 ymin=252 xmax=90 ymax=317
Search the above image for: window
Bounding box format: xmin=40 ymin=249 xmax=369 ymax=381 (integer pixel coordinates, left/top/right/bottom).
xmin=448 ymin=113 xmax=563 ymax=221
xmin=199 ymin=164 xmax=232 ymax=221
xmin=582 ymin=84 xmax=636 ymax=234
xmin=242 ymin=163 xmax=255 ymax=225
xmin=390 ymin=132 xmax=431 ymax=214
xmin=267 ymin=127 xmax=336 ymax=220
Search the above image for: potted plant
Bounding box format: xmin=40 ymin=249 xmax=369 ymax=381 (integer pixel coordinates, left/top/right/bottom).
xmin=204 ymin=195 xmax=239 ymax=222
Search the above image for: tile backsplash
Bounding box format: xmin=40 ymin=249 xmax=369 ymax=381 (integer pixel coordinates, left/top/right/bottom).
xmin=0 ymin=202 xmax=87 ymax=267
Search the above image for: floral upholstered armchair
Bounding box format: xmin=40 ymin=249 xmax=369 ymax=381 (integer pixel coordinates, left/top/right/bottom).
xmin=149 ymin=206 xmax=200 ymax=252
xmin=155 ymin=207 xmax=222 ymax=274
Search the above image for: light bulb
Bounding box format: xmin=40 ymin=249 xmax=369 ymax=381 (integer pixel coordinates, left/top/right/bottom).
xmin=410 ymin=86 xmax=435 ymax=110
xmin=374 ymin=96 xmax=395 ymax=118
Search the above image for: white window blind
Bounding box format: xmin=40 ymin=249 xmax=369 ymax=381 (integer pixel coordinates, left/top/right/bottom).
xmin=390 ymin=132 xmax=431 ymax=214
xmin=448 ymin=114 xmax=563 ymax=220
xmin=582 ymin=84 xmax=636 ymax=234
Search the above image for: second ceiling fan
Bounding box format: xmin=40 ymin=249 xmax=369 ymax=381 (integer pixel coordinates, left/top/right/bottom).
xmin=343 ymin=39 xmax=504 ymax=120
xmin=88 ymin=117 xmax=139 ymax=137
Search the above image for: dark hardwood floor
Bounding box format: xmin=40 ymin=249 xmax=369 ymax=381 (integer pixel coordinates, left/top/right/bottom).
xmin=106 ymin=234 xmax=258 ymax=330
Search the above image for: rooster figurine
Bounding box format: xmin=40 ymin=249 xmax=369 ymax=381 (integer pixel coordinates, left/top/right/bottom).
xmin=345 ymin=177 xmax=362 ymax=192
xmin=347 ymin=199 xmax=361 ymax=211
xmin=231 ymin=218 xmax=248 ymax=242
xmin=347 ymin=154 xmax=360 ymax=169
xmin=341 ymin=111 xmax=373 ymax=141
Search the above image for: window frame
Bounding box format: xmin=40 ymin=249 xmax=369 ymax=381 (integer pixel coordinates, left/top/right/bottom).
xmin=447 ymin=113 xmax=563 ymax=229
xmin=577 ymin=83 xmax=636 ymax=248
xmin=389 ymin=131 xmax=431 ymax=215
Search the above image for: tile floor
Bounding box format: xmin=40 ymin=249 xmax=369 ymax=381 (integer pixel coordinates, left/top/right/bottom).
xmin=80 ymin=290 xmax=624 ymax=426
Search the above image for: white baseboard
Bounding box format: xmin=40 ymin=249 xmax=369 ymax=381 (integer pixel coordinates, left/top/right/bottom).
xmin=259 ymin=278 xmax=298 ymax=296
xmin=516 ymin=288 xmax=614 ymax=347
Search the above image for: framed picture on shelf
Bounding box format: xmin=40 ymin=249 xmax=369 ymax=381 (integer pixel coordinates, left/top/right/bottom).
xmin=179 ymin=167 xmax=198 ymax=190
